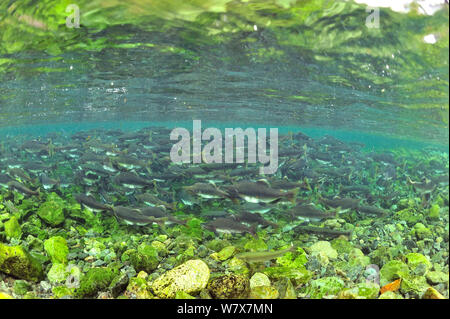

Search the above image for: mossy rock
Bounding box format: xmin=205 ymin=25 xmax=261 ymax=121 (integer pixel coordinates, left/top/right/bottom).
xmin=405 ymin=253 xmax=432 ymax=276
xmin=13 ymin=280 xmax=32 ymax=295
xmin=411 ymin=223 xmax=432 ymax=240
xmin=378 ymin=291 xmax=404 ymax=299
xmin=226 ymin=257 xmax=249 ymax=276
xmin=306 ymin=276 xmax=345 ymax=299
xmin=356 ymin=282 xmax=380 ymax=299
xmin=37 ymin=200 xmax=65 ymax=227
xmin=249 ymin=285 xmax=279 ymax=299
xmin=210 ymin=246 xmax=236 ymax=261
xmin=52 ymin=286 xmax=75 ymax=299
xmin=379 ymin=260 xmax=409 ymax=286
xmin=0 ymin=243 xmax=44 ymax=282
xmin=250 ymin=272 xmax=271 ymax=289
xmin=331 ymin=238 xmax=353 ymax=254
xmin=47 ymin=263 xmax=69 ymax=284
xmin=207 ymin=274 xmax=249 ymax=299
xmin=400 ymin=274 xmax=429 ymax=297
xmin=426 ymin=271 xmax=449 ymax=285
xmin=75 ymin=267 xmax=117 ymax=298
xmin=263 ymin=266 xmax=312 ymax=286
xmin=428 ymin=204 xmax=440 ymax=219
xmin=126 ymin=275 xmax=153 ymax=299
xmin=4 ymin=216 xmax=22 ymax=239
xmin=151 ymin=259 xmax=210 ymax=299
xmin=308 ymin=241 xmax=337 ymax=260
xmin=44 ymin=236 xmax=69 ymax=264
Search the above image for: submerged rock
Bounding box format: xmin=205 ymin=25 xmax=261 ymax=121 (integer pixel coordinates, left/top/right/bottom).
xmin=44 ymin=236 xmax=69 ymax=264
xmin=75 ymin=267 xmax=117 ymax=298
xmin=250 ymin=272 xmax=271 ymax=289
xmin=208 ymin=274 xmax=249 ymax=299
xmin=308 ymin=241 xmax=338 ymax=260
xmin=4 ymin=216 xmax=22 ymax=239
xmin=0 ymin=243 xmax=43 ymax=282
xmin=306 ymin=276 xmax=345 ymax=299
xmin=151 ymin=259 xmax=210 ymax=298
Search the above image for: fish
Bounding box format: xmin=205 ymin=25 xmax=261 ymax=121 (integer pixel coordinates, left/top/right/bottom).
xmin=112 ymin=206 xmax=165 ymax=226
xmin=294 ymin=225 xmax=352 ymax=238
xmin=288 ymin=203 xmax=335 ymax=221
xmin=320 ymin=197 xmax=360 ymax=210
xmin=40 ymin=173 xmax=60 ymax=190
xmin=232 ymin=202 xmax=274 ymax=214
xmin=183 ymin=183 xmax=231 ymax=200
xmin=201 ymin=210 xmax=230 ymax=218
xmin=75 ymin=194 xmax=112 ymax=213
xmin=7 ymin=181 xmax=39 ymax=196
xmin=357 ymin=205 xmax=387 ymax=216
xmin=235 ymin=211 xmax=278 ymax=228
xmin=7 ymin=168 xmax=33 ymax=182
xmin=226 ymin=180 xmax=298 ymax=204
xmin=135 ymin=193 xmax=175 ymax=210
xmin=113 ymin=172 xmax=153 ymax=189
xmin=0 ymin=174 xmax=13 ymax=188
xmin=203 ymin=217 xmax=256 ymax=236
xmin=235 ymin=246 xmax=296 ymax=263
xmin=139 ymin=206 xmax=185 ymax=225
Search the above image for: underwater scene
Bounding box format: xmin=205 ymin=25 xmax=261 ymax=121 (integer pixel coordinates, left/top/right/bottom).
xmin=0 ymin=0 xmax=449 ymax=301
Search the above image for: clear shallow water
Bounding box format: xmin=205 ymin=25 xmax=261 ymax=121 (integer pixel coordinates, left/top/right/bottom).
xmin=0 ymin=0 xmax=448 ymax=146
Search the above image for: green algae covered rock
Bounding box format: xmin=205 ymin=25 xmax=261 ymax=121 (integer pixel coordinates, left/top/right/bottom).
xmin=405 ymin=253 xmax=432 ymax=276
xmin=331 ymin=238 xmax=353 ymax=254
xmin=208 ymin=274 xmax=249 ymax=299
xmin=378 ymin=291 xmax=404 ymax=299
xmin=380 ymin=260 xmax=409 ymax=286
xmin=428 ymin=204 xmax=440 ymax=219
xmin=0 ymin=243 xmax=43 ymax=282
xmin=250 ymin=272 xmax=271 ymax=289
xmin=309 ymin=241 xmax=338 ymax=260
xmin=13 ymin=280 xmax=32 ymax=296
xmin=274 ymin=278 xmax=297 ymax=299
xmin=226 ymin=257 xmax=250 ymax=276
xmin=52 ymin=286 xmax=75 ymax=299
xmin=47 ymin=263 xmax=69 ymax=283
xmin=210 ymin=245 xmax=236 ymax=261
xmin=4 ymin=216 xmax=22 ymax=239
xmin=400 ymin=274 xmax=429 ymax=297
xmin=175 ymin=291 xmax=196 ymax=299
xmin=411 ymin=223 xmax=432 ymax=240
xmin=37 ymin=194 xmax=65 ymax=226
xmin=306 ymin=277 xmax=345 ymax=299
xmin=356 ymin=282 xmax=380 ymax=299
xmin=75 ymin=267 xmax=117 ymax=298
xmin=249 ymin=285 xmax=279 ymax=299
xmin=426 ymin=271 xmax=449 ymax=285
xmin=263 ymin=266 xmax=312 ymax=286
xmin=348 ymin=248 xmax=371 ymax=268
xmin=44 ymin=236 xmax=69 ymax=264
xmin=122 ymin=244 xmax=159 ymax=273
xmin=151 ymin=259 xmax=210 ymax=298
xmin=126 ymin=272 xmax=153 ymax=299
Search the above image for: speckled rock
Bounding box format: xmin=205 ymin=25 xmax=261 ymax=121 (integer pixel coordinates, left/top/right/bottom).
xmin=0 ymin=243 xmax=43 ymax=282
xmin=208 ymin=274 xmax=250 ymax=299
xmin=151 ymin=259 xmax=210 ymax=298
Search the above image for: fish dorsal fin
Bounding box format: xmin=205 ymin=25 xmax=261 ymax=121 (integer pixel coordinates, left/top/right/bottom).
xmin=256 ymin=179 xmax=270 ymax=187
